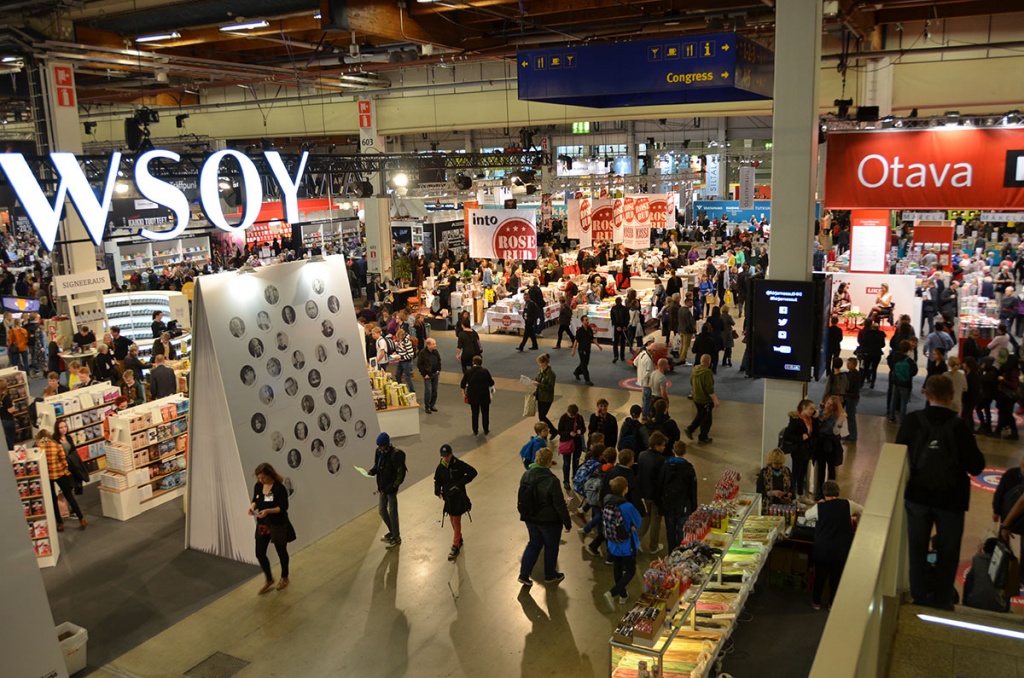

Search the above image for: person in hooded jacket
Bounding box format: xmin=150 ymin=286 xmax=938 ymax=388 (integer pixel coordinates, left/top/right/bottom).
xmin=602 ymin=476 xmax=643 ymax=610
xmin=644 ymin=399 xmax=681 ymax=451
xmin=434 ymin=444 xmax=478 ymax=561
xmin=656 ymin=441 xmax=698 ymax=550
xmin=781 ymin=399 xmax=819 ymax=500
xmin=618 ymin=405 xmax=649 ymax=453
xmin=518 ymin=448 xmax=572 ymax=586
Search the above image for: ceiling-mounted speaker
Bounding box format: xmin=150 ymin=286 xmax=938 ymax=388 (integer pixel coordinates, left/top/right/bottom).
xmin=357 ymin=180 xmax=374 ymax=198
xmin=124 ymin=117 xmax=142 ymax=150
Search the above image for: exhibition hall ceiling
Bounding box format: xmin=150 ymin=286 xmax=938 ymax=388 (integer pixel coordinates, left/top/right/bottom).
xmin=0 ymin=0 xmax=1019 ymax=107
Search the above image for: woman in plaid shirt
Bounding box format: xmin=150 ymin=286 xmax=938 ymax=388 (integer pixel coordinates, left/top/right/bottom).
xmin=39 ymin=428 xmax=86 ymax=531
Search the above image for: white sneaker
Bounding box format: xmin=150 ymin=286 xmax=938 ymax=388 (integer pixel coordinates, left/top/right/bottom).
xmin=649 ymin=544 xmax=664 ymax=555
xmin=617 ymin=595 xmax=629 ymax=605
xmin=603 ymin=591 xmax=617 ymax=612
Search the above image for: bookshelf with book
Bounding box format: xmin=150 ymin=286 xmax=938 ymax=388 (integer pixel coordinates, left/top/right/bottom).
xmin=0 ymin=366 xmax=32 ymax=444
xmin=99 ymin=394 xmax=189 ymax=521
xmin=9 ymin=445 xmax=61 ymax=568
xmin=35 ymin=382 xmax=122 ymax=476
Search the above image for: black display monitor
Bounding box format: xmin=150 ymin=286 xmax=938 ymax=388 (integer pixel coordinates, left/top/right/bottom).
xmin=750 ymin=279 xmax=817 ymax=381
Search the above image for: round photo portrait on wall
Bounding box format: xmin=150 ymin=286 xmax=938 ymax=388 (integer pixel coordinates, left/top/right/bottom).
xmin=327 ymin=295 xmax=341 ymax=314
xmin=320 ymin=319 xmax=335 ymax=338
xmin=264 ymin=285 xmax=280 ymax=305
xmin=305 ymin=300 xmax=319 ymax=319
xmin=229 ymin=317 xmax=245 ymax=338
xmin=308 ymin=369 xmax=322 ymax=388
xmin=266 ymin=357 xmax=282 ymax=378
xmin=336 ymin=337 xmax=349 ymax=356
xmin=327 ymin=455 xmax=341 ymax=475
xmin=317 ymin=413 xmax=331 ymax=431
xmin=284 ymin=377 xmax=298 ymax=396
xmin=251 ymin=413 xmax=266 ymax=434
xmin=294 ymin=421 xmax=308 ymax=441
xmin=310 ymin=438 xmax=324 ymax=458
xmin=354 ymin=420 xmax=367 ymax=439
xmin=270 ymin=431 xmax=284 ymax=452
xmin=312 ymin=278 xmax=325 ymax=295
xmin=248 ymin=338 xmax=264 ymax=359
xmin=292 ymin=350 xmax=306 ymax=370
xmin=287 ymin=449 xmax=301 ymax=469
xmin=276 ymin=332 xmax=289 ymax=351
xmin=333 ymin=429 xmax=346 ymax=448
xmin=339 ymin=404 xmax=352 ymax=422
xmin=258 ymin=385 xmax=275 ymax=406
xmin=315 ymin=344 xmax=328 ymax=363
xmin=344 ymin=379 xmax=358 ymax=398
xmin=324 ymin=387 xmax=337 ymax=406
xmin=283 ymin=477 xmax=295 ymax=496
xmin=282 ymin=306 xmax=297 ymax=325
xmin=301 ymin=395 xmax=315 ymax=414
xmin=256 ymin=311 xmax=271 ymax=331
xmin=240 ymin=365 xmax=256 ymax=386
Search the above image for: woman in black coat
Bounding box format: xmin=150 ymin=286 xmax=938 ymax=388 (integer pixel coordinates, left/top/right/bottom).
xmin=434 ymin=444 xmax=478 ymax=560
xmin=460 ymin=355 xmax=494 ymax=436
xmin=781 ymin=399 xmax=819 ymax=500
xmin=248 ymin=462 xmax=293 ymax=594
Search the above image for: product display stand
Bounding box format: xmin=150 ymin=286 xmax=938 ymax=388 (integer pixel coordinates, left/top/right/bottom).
xmin=104 ymin=291 xmax=190 ymax=341
xmin=105 ymin=236 xmax=211 ymax=287
xmin=0 ymin=366 xmax=32 ymax=443
xmin=369 ymin=365 xmax=420 ymax=438
xmin=9 ymin=446 xmax=60 ymax=568
xmin=99 ymin=393 xmax=189 ymax=521
xmin=608 ymin=493 xmax=783 ymax=678
xmin=35 ymin=383 xmax=122 ymax=476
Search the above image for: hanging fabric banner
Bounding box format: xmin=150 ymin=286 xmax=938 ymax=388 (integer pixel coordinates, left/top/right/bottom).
xmin=648 ymin=193 xmax=676 ymax=233
xmin=590 ymin=199 xmax=616 ymax=244
xmin=467 ymin=209 xmax=538 ymax=260
xmin=566 ymin=199 xmax=593 ymax=247
xmin=612 ymin=197 xmax=624 ymax=244
xmin=621 ymin=196 xmax=652 ymax=250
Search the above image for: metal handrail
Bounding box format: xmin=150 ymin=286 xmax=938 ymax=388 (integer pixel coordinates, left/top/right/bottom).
xmin=809 ymin=442 xmax=910 ymax=678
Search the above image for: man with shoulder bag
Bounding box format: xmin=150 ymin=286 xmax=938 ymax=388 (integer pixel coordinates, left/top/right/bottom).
xmin=368 ymin=432 xmax=407 ymax=549
xmin=434 ymin=444 xmax=477 ymax=561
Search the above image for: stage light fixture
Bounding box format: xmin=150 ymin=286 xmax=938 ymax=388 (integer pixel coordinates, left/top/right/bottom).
xmin=175 ymin=114 xmax=189 ymax=128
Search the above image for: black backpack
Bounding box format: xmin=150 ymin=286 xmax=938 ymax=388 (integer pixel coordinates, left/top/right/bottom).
xmin=517 ymin=475 xmax=541 ymax=521
xmin=909 ymin=414 xmax=962 ymax=495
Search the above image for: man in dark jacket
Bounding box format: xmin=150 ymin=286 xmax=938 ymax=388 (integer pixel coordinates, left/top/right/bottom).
xmin=618 ymin=404 xmax=649 ymax=452
xmin=416 ymin=337 xmax=442 ymax=413
xmin=555 ymin=296 xmax=575 ymax=349
xmin=657 ymin=441 xmax=698 ymax=550
xmin=587 ymin=448 xmax=642 ymax=560
xmin=572 ymin=316 xmax=602 ymax=386
xmin=993 ymin=456 xmax=1024 ymax=561
xmin=691 ymin=322 xmax=718 ymax=373
xmin=676 ymin=298 xmax=696 ymax=365
xmin=518 ymin=448 xmax=571 ymax=586
xmin=434 ymin=444 xmax=477 ymax=561
xmin=636 ymin=432 xmax=670 ymax=554
xmin=148 ymin=354 xmax=178 ymax=399
xmin=896 ymin=375 xmax=985 ymax=609
xmin=644 ymin=399 xmax=682 ymax=451
xmin=517 ymin=297 xmax=541 ymax=351
xmin=610 ymin=297 xmax=630 ymax=363
xmin=588 ymin=398 xmax=618 ymax=448
xmin=368 ymin=432 xmax=407 ymax=549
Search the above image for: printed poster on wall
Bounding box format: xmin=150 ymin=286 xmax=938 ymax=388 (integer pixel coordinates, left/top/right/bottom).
xmin=467 ymin=209 xmax=537 ymax=260
xmin=848 ymin=209 xmax=891 ymax=273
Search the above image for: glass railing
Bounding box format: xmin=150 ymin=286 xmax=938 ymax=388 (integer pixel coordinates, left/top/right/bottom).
xmin=809 ymin=442 xmax=910 ymax=678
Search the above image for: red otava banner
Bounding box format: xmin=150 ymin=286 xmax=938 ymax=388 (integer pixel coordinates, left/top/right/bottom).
xmin=467 ymin=209 xmax=537 ymax=260
xmin=825 ymin=128 xmax=1024 ymax=209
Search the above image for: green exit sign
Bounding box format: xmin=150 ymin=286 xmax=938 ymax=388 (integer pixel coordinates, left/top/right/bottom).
xmin=572 ymin=121 xmax=590 ymax=134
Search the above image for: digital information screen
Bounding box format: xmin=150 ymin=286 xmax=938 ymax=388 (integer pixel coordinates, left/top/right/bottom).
xmin=2 ymin=297 xmax=40 ymax=314
xmin=750 ymin=280 xmax=816 ymax=381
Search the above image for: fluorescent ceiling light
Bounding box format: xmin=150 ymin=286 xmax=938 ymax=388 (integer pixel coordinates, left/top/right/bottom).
xmin=135 ymin=32 xmax=181 ymax=43
xmin=314 ymin=12 xmax=321 ymax=19
xmin=2 ymin=56 xmax=22 ymax=63
xmin=219 ymin=20 xmax=269 ymax=32
xmin=917 ymin=614 xmax=1024 ymax=641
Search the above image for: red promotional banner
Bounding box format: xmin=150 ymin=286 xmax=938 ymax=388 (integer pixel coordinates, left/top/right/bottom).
xmin=825 ymin=128 xmax=1024 ymax=209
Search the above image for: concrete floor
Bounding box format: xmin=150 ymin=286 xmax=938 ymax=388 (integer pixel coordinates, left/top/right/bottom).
xmin=77 ymin=329 xmax=1021 ymax=678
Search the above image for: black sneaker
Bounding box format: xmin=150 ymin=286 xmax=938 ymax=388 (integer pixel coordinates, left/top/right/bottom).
xmin=380 ymin=533 xmax=392 ymax=542
xmin=585 ymin=381 xmax=594 ymax=386
xmin=586 ymin=543 xmax=601 ymax=557
xmin=697 ymin=437 xmax=713 ymax=444
xmin=517 ymin=575 xmax=533 ymax=587
xmin=684 ymin=427 xmax=693 ymax=440
xmin=544 ymin=572 xmax=565 ymax=584
xmin=448 ymin=545 xmax=460 ymax=561
xmin=385 ymin=538 xmax=402 ymax=549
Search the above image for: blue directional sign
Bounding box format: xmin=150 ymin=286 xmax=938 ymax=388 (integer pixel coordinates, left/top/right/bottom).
xmin=518 ymin=33 xmax=773 ymax=108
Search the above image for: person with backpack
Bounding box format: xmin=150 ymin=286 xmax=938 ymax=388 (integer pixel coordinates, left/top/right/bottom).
xmin=993 ymin=456 xmax=1024 ymax=562
xmin=434 ymin=444 xmax=477 ymax=561
xmin=656 ymin=441 xmax=698 ymax=550
xmin=517 ymin=448 xmax=571 ymax=587
xmin=618 ymin=405 xmax=649 ymax=453
xmin=587 ymin=448 xmax=642 ymax=562
xmin=888 ymin=339 xmax=918 ymax=423
xmin=896 ymin=375 xmax=985 ymax=609
xmin=578 ymin=446 xmax=615 ymax=541
xmin=602 ymin=476 xmax=643 ymax=611
xmin=644 ymin=399 xmax=681 ymax=451
xmin=519 ymin=423 xmax=550 ymax=470
xmin=372 ymin=325 xmax=395 ymax=374
xmin=635 ymin=431 xmax=670 ymax=554
xmin=368 ymin=432 xmax=407 ymax=549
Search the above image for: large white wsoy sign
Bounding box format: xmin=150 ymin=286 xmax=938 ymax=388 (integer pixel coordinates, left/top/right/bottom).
xmin=0 ymin=150 xmax=310 ymax=251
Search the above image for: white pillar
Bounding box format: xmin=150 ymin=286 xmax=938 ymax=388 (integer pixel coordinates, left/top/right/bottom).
xmin=860 ymin=57 xmax=893 ymax=117
xmin=364 ymin=197 xmax=393 ymax=279
xmin=39 ymin=60 xmax=97 ymax=276
xmin=759 ymin=0 xmax=823 ymax=461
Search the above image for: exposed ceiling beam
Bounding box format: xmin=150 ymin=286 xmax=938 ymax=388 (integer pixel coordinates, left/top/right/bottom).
xmin=873 ymin=0 xmax=1024 ymax=24
xmin=333 ymin=0 xmax=469 ymax=50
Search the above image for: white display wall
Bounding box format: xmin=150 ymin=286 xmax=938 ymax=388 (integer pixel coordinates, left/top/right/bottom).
xmin=186 ymin=256 xmax=380 ymax=564
xmin=830 ymin=272 xmax=922 ymax=333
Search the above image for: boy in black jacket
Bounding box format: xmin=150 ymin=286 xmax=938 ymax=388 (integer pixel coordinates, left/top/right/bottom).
xmin=518 ymin=448 xmax=571 ymax=586
xmin=657 ymin=441 xmax=698 ymax=550
xmin=434 ymin=444 xmax=478 ymax=561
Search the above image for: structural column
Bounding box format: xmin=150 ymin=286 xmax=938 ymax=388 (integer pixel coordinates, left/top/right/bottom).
xmin=759 ymin=0 xmax=823 ymax=460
